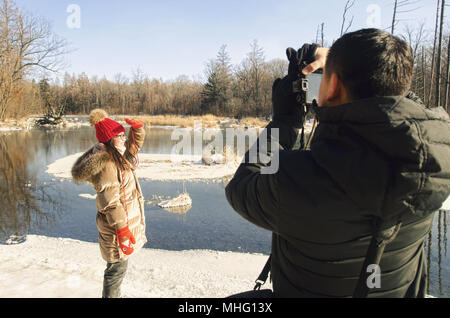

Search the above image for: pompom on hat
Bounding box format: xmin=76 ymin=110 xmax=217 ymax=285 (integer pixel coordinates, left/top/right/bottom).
xmin=89 ymin=109 xmax=125 ymax=143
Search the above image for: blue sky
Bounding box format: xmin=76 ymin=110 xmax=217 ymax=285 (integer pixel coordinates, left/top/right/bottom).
xmin=15 ymin=0 xmax=439 ymax=82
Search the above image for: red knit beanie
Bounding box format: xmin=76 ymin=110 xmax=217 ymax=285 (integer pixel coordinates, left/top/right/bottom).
xmin=89 ymin=109 xmax=125 ymax=143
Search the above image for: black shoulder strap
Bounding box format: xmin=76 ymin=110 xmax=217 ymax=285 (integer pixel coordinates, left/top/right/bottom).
xmin=253 ymin=219 xmax=403 ymax=297
xmin=353 ymin=219 xmax=403 ymax=298
xmin=254 ymin=254 xmax=272 ymax=291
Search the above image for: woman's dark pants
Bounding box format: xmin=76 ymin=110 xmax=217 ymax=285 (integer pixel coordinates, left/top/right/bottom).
xmin=102 ymin=259 xmax=128 ymax=298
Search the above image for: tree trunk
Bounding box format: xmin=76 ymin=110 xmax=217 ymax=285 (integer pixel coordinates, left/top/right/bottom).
xmin=427 ymin=0 xmax=441 ymax=107
xmin=422 ymin=46 xmax=427 ymax=105
xmin=444 ymin=36 xmax=450 ymax=111
xmin=435 ymin=0 xmax=445 ymax=107
xmin=391 ymin=0 xmax=398 ymax=34
xmin=321 ymin=23 xmax=324 ymax=46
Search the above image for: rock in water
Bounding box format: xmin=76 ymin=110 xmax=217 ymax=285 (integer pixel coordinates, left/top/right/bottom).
xmin=158 ymin=193 xmax=192 ymax=209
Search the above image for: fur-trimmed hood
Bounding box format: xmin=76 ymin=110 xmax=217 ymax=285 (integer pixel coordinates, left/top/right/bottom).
xmin=71 ymin=146 xmax=113 ymax=184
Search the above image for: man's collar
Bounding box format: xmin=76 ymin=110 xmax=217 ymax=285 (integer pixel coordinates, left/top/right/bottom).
xmin=312 ymin=96 xmax=405 ymax=124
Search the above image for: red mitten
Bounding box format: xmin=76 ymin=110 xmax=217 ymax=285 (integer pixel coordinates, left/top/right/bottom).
xmin=125 ymin=118 xmax=144 ymax=129
xmin=116 ymin=226 xmax=136 ymax=255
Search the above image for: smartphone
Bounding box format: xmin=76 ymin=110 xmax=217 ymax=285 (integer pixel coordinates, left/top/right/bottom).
xmin=305 ymin=71 xmax=322 ymax=105
xmin=292 ymin=70 xmax=323 ymax=105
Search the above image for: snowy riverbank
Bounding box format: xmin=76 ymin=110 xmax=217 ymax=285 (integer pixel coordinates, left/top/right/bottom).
xmin=0 ymin=235 xmax=269 ymax=298
xmin=1 ymin=235 xmax=444 ymax=298
xmin=47 ymin=153 xmax=241 ymax=182
xmin=0 ymin=115 xmax=272 ymax=132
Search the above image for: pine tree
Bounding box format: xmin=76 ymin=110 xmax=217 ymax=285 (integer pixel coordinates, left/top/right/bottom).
xmin=201 ymin=45 xmax=233 ymax=115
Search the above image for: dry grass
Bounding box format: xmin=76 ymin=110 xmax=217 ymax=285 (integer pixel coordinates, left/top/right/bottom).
xmin=239 ymin=117 xmax=269 ymax=127
xmin=116 ymin=114 xmax=269 ymax=128
xmin=118 ymin=114 xmax=226 ymax=128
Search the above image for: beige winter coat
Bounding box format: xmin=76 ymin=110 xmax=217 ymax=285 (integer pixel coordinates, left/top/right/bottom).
xmin=71 ymin=127 xmax=147 ymax=263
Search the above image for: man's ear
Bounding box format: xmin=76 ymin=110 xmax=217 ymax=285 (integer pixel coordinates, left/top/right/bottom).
xmin=324 ymin=72 xmax=349 ymax=106
xmin=325 ymin=73 xmax=340 ymax=102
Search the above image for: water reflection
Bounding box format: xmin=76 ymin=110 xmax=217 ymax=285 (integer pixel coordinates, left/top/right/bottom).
xmin=0 ymin=133 xmax=63 ymax=241
xmin=425 ymin=210 xmax=449 ymax=297
xmin=161 ymin=205 xmax=191 ymax=224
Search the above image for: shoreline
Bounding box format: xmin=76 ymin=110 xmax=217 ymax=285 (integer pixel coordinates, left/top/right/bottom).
xmin=0 ymin=114 xmax=274 ymax=131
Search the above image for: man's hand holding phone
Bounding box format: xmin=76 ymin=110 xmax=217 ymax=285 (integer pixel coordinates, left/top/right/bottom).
xmin=302 ymin=47 xmax=330 ymax=75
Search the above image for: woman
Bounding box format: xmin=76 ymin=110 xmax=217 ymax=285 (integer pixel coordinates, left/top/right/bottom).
xmin=71 ymin=109 xmax=147 ymax=298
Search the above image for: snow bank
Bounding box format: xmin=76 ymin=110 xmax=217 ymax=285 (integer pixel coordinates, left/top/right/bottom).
xmin=0 ymin=235 xmax=269 ymax=298
xmin=46 ymin=153 xmax=240 ymax=181
xmin=0 ymin=126 xmax=23 ymax=132
xmin=79 ymin=193 xmax=97 ymax=200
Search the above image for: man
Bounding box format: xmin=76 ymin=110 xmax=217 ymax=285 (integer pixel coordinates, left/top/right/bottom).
xmin=225 ymin=28 xmax=450 ymax=297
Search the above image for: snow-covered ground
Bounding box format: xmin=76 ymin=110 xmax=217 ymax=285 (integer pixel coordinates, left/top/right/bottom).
xmin=0 ymin=235 xmax=269 ymax=298
xmin=1 ymin=235 xmax=442 ymax=298
xmin=47 ymin=153 xmax=241 ymax=181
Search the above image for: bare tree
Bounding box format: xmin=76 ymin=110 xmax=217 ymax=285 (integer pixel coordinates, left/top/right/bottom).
xmin=321 ymin=23 xmax=325 ymax=46
xmin=340 ymin=0 xmax=355 ymax=36
xmin=444 ymin=35 xmax=449 ymax=110
xmin=0 ymin=0 xmax=68 ymax=120
xmin=391 ymin=0 xmax=398 ymax=34
xmin=427 ymin=0 xmax=441 ymax=107
xmin=391 ymin=0 xmax=421 ymax=35
xmin=402 ymin=23 xmax=426 ymax=95
xmin=435 ymin=0 xmax=446 ymax=107
xmin=247 ymin=40 xmax=266 ymax=115
xmin=265 ymin=58 xmax=288 ymax=80
xmin=422 ymin=46 xmax=426 ymax=103
xmin=131 ymin=67 xmax=149 ymax=114
xmin=403 ymin=23 xmax=426 ymax=61
xmin=315 ymin=24 xmax=320 ymax=44
xmin=114 ymin=73 xmax=128 ymax=115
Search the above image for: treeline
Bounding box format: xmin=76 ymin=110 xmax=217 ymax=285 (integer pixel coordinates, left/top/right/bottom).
xmin=35 ymin=33 xmax=450 ymax=119
xmin=0 ymin=0 xmax=67 ymax=121
xmin=408 ymin=27 xmax=450 ymax=110
xmin=26 ymin=42 xmax=288 ymax=119
xmin=18 ymin=32 xmax=450 ymax=120
xmin=1 ymin=0 xmax=449 ymax=121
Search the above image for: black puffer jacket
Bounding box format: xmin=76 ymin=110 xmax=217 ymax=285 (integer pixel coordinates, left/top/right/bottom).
xmin=225 ymin=96 xmax=450 ymax=297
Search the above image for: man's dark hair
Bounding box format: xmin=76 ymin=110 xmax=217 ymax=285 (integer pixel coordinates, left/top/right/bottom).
xmin=325 ymin=28 xmax=414 ymax=100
